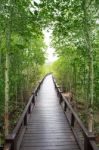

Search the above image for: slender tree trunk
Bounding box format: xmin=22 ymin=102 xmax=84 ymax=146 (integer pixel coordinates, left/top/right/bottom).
xmin=4 ymin=27 xmax=11 ymax=135
xmin=15 ymin=82 xmax=18 ymax=107
xmin=73 ymin=62 xmax=77 ymax=101
xmin=83 ymin=61 xmax=87 ymax=101
xmin=83 ymin=0 xmax=94 ymax=132
xmin=71 ymin=62 xmax=77 ymax=103
xmin=4 ymin=0 xmax=12 ymax=136
xmin=21 ymin=85 xmax=24 ymax=107
xmin=4 ymin=51 xmax=10 ymax=136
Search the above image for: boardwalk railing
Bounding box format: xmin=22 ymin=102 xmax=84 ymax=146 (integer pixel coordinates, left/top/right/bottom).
xmin=53 ymin=76 xmax=99 ymax=150
xmin=4 ymin=75 xmax=48 ymax=150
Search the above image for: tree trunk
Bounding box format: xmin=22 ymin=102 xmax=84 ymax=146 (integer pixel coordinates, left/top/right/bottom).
xmin=15 ymin=82 xmax=18 ymax=107
xmin=82 ymin=0 xmax=94 ymax=132
xmin=21 ymin=85 xmax=24 ymax=107
xmin=88 ymin=108 xmax=94 ymax=132
xmin=4 ymin=0 xmax=12 ymax=136
xmin=4 ymin=52 xmax=10 ymax=136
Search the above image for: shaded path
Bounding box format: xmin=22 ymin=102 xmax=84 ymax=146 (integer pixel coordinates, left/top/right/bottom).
xmin=20 ymin=75 xmax=80 ymax=150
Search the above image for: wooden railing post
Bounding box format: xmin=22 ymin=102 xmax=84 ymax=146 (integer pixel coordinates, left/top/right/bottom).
xmin=35 ymin=90 xmax=37 ymax=96
xmin=4 ymin=136 xmax=14 ymax=150
xmin=32 ymin=95 xmax=35 ymax=105
xmin=84 ymin=134 xmax=95 ymax=150
xmin=24 ymin=114 xmax=27 ymax=126
xmin=0 ymin=147 xmax=3 ymax=150
xmin=64 ymin=102 xmax=67 ymax=112
xmin=28 ymin=105 xmax=31 ymax=114
xmin=84 ymin=137 xmax=92 ymax=150
xmin=59 ymin=95 xmax=63 ymax=104
xmin=71 ymin=113 xmax=75 ymax=127
xmin=59 ymin=92 xmax=63 ymax=104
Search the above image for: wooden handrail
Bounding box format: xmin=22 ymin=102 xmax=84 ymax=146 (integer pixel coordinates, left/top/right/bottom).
xmin=52 ymin=76 xmax=99 ymax=150
xmin=90 ymin=141 xmax=99 ymax=150
xmin=62 ymin=95 xmax=94 ymax=138
xmin=4 ymin=74 xmax=48 ymax=150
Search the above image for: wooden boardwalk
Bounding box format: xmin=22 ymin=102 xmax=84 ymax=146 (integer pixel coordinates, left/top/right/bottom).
xmin=20 ymin=75 xmax=80 ymax=150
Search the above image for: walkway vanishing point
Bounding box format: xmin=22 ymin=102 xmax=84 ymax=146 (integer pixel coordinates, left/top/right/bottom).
xmin=4 ymin=75 xmax=98 ymax=150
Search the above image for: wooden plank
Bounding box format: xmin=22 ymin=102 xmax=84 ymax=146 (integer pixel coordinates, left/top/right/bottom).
xmin=20 ymin=146 xmax=79 ymax=150
xmin=22 ymin=138 xmax=76 ymax=142
xmin=22 ymin=141 xmax=77 ymax=146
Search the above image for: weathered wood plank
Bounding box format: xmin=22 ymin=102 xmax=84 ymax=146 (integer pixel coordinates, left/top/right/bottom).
xmin=20 ymin=146 xmax=80 ymax=150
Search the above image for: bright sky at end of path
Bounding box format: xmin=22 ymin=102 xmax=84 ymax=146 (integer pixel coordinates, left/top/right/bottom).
xmin=43 ymin=29 xmax=58 ymax=64
xmin=33 ymin=0 xmax=57 ymax=63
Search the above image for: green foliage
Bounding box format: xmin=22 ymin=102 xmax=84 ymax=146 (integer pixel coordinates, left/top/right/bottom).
xmin=0 ymin=0 xmax=46 ymax=143
xmin=0 ymin=0 xmax=99 ymax=143
xmin=38 ymin=0 xmax=99 ymax=107
xmin=38 ymin=0 xmax=99 ymax=132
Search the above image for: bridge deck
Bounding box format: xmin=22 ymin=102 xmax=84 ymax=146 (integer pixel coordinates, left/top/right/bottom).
xmin=20 ymin=75 xmax=80 ymax=150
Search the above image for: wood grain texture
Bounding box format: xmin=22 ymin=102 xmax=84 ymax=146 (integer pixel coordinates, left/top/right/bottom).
xmin=20 ymin=75 xmax=80 ymax=150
